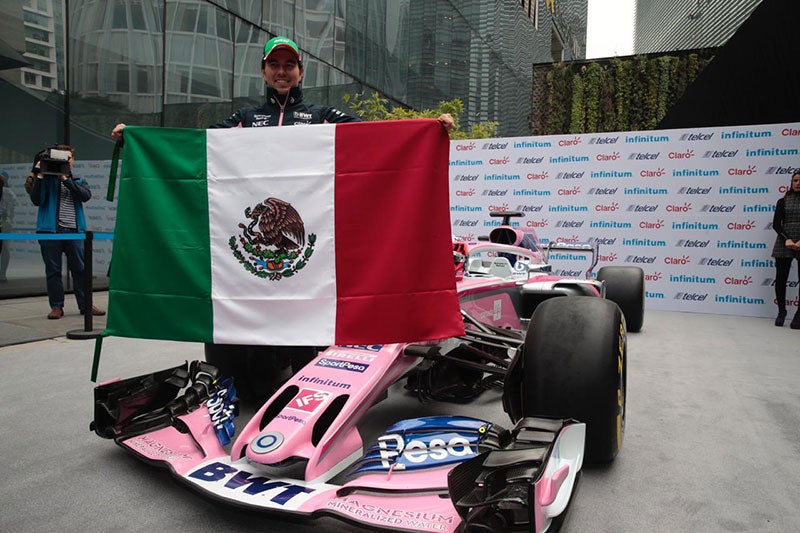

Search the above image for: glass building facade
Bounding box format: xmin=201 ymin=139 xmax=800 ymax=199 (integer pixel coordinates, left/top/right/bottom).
xmin=634 ymin=0 xmax=763 ymax=54
xmin=0 ymin=0 xmax=586 ymax=295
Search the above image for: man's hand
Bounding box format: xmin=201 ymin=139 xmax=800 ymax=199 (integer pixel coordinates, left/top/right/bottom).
xmin=438 ymin=113 xmax=455 ymax=132
xmin=111 ymin=123 xmax=126 ymax=141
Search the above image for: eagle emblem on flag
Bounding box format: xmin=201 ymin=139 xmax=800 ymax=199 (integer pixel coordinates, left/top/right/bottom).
xmin=229 ymin=197 xmax=316 ymax=280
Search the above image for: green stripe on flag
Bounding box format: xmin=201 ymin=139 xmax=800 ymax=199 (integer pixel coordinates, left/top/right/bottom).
xmin=105 ymin=127 xmax=214 ymax=342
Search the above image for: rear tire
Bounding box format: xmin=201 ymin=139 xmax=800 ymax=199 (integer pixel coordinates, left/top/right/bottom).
xmin=518 ymin=296 xmax=626 ymax=464
xmin=597 ymin=266 xmax=645 ymax=332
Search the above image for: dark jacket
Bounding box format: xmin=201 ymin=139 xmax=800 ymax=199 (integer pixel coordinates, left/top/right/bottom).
xmin=210 ymin=86 xmax=361 ymax=128
xmin=29 ymin=172 xmax=91 ymax=232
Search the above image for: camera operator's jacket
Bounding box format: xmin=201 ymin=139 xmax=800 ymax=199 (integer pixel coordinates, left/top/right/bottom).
xmin=29 ymin=172 xmax=91 ymax=232
xmin=210 ymin=86 xmax=361 ymax=128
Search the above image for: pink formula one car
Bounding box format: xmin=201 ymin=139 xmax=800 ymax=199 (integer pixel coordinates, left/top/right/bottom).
xmin=92 ymin=211 xmax=642 ymax=532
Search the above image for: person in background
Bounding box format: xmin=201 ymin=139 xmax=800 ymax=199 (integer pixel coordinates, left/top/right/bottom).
xmin=771 ymin=169 xmax=800 ymax=329
xmin=0 ymin=170 xmax=14 ymax=281
xmin=28 ymin=145 xmax=105 ymax=319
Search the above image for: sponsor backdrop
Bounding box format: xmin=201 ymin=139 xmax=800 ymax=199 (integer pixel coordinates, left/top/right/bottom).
xmin=449 ymin=122 xmax=800 ymax=318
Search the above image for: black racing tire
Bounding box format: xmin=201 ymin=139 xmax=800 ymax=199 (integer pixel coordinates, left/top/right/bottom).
xmin=597 ymin=266 xmax=645 ymax=333
xmin=204 ymin=344 xmax=315 ymax=405
xmin=520 ymin=296 xmax=626 ymax=464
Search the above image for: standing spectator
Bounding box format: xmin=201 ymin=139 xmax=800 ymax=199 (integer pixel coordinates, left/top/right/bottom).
xmin=0 ymin=170 xmax=14 ymax=281
xmin=28 ymin=145 xmax=105 ymax=319
xmin=771 ymin=169 xmax=800 ymax=329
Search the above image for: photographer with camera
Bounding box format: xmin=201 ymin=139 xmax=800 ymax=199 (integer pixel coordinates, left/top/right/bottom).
xmin=29 ymin=144 xmax=105 ymax=319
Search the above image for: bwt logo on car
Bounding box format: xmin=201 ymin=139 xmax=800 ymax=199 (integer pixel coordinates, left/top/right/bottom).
xmin=678 ymin=186 xmax=711 ymax=195
xmin=455 ymin=142 xmax=476 ymax=151
xmin=527 ymin=171 xmax=549 ymax=180
xmin=453 ymin=174 xmax=479 ymax=181
xmin=666 ymin=203 xmax=693 ymax=212
xmin=640 ymin=219 xmax=664 ymax=229
xmin=596 ymin=152 xmax=620 ymax=162
xmin=674 ymin=292 xmax=708 ymax=301
xmin=627 ymin=204 xmax=658 ymax=212
xmin=703 ymin=149 xmax=738 ymax=158
xmin=676 ymin=239 xmax=711 ymax=248
xmin=699 ymin=258 xmax=734 ymax=267
xmin=589 ymin=135 xmax=619 ymax=144
xmin=482 ymin=189 xmax=508 ymax=196
xmin=596 ymin=202 xmax=620 ymax=212
xmin=483 ymin=142 xmax=508 ymax=150
xmin=728 ymin=165 xmax=757 ymax=176
xmin=625 ymin=255 xmax=657 ymax=264
xmin=518 ymin=156 xmax=545 ymax=164
xmin=628 ymin=152 xmax=660 ymax=160
xmin=766 ymin=166 xmax=800 ymax=174
xmin=455 ymin=188 xmax=476 ymax=197
xmin=556 ymin=171 xmax=584 ymax=179
xmin=701 ymin=204 xmax=736 ymax=213
xmin=315 ymin=358 xmax=369 ymax=373
xmin=640 ymin=167 xmax=666 ymax=177
xmin=589 ymin=187 xmax=618 ymax=195
xmin=664 ymin=255 xmax=691 ymax=265
xmin=672 ymin=168 xmax=720 ymax=177
xmin=727 ymin=220 xmax=757 ymax=231
xmin=721 ymin=129 xmax=772 ymax=139
xmin=680 ymin=132 xmax=714 ymax=141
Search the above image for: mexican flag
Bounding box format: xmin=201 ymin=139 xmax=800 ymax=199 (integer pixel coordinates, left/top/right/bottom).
xmin=105 ymin=120 xmax=464 ymax=346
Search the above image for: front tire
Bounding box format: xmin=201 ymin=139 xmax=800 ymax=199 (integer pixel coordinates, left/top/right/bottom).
xmin=514 ymin=296 xmax=626 ymax=464
xmin=597 ymin=266 xmax=645 ymax=332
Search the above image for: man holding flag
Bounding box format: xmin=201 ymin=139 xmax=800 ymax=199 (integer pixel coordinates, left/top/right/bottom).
xmin=109 ymin=37 xmax=459 ymax=402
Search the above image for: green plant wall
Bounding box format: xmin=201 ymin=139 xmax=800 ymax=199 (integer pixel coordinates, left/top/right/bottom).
xmin=532 ymin=50 xmax=717 ymax=135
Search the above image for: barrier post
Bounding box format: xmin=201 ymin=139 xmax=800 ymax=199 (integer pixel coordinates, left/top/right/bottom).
xmin=67 ymin=231 xmax=104 ymax=340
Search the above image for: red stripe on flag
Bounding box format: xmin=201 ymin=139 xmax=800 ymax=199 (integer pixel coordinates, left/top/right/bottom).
xmin=334 ymin=119 xmax=464 ymax=344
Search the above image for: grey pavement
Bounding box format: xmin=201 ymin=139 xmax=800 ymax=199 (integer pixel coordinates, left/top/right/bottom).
xmin=0 ymin=299 xmax=798 ymax=532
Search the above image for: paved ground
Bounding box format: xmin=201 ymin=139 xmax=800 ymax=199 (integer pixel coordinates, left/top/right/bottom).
xmin=0 ymin=298 xmax=798 ymax=532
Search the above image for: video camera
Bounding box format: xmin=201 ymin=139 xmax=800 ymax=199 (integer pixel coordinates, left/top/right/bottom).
xmin=37 ymin=146 xmax=72 ymax=177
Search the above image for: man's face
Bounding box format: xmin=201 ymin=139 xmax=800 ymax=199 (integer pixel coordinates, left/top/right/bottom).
xmin=262 ymin=49 xmax=303 ymax=94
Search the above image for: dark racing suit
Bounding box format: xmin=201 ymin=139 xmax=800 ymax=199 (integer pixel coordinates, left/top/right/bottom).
xmin=210 ymin=86 xmax=361 ymax=128
xmin=204 ymin=84 xmax=360 ymax=402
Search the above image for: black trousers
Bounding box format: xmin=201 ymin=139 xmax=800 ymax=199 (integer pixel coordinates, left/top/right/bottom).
xmin=774 ymin=257 xmax=800 ymax=310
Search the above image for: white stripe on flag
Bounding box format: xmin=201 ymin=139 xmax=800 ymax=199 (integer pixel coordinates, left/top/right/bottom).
xmin=207 ymin=125 xmax=338 ymax=345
